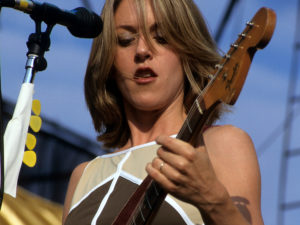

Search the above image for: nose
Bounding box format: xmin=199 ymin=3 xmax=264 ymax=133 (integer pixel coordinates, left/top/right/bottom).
xmin=134 ymin=36 xmax=152 ymax=63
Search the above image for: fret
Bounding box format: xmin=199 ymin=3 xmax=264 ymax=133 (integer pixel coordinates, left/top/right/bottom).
xmin=137 ymin=196 xmax=151 ymax=220
xmin=185 ymin=118 xmax=193 ymax=133
xmin=131 ymin=206 xmax=147 ymax=225
xmin=139 ymin=205 xmax=146 ymax=222
xmin=145 ymin=192 xmax=152 ymax=210
xmin=195 ymin=99 xmax=203 ymax=115
xmin=152 ymin=181 xmax=160 ymax=196
xmin=128 ymin=181 xmax=165 ymax=225
xmin=177 ymin=98 xmax=205 ymax=142
xmin=131 ymin=216 xmax=137 ymax=225
xmin=142 ymin=181 xmax=163 ymax=212
xmin=133 ymin=211 xmax=144 ymax=225
xmin=152 ymin=181 xmax=163 ymax=194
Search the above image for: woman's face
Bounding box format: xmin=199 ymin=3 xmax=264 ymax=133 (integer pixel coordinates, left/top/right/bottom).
xmin=113 ymin=0 xmax=185 ymax=113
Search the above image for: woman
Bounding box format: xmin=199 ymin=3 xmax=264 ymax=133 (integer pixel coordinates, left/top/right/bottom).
xmin=63 ymin=0 xmax=263 ymax=224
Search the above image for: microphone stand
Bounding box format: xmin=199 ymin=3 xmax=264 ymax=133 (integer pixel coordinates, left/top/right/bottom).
xmin=24 ymin=15 xmax=53 ymax=82
xmin=3 ymin=15 xmax=54 ymax=202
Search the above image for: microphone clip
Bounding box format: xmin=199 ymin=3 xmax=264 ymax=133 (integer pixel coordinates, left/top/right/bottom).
xmin=25 ymin=17 xmax=54 ymax=74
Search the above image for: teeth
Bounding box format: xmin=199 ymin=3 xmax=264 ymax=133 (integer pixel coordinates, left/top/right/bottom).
xmin=135 ymin=74 xmax=152 ymax=78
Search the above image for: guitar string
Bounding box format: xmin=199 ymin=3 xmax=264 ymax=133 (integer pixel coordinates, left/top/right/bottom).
xmin=177 ymin=22 xmax=254 ymax=139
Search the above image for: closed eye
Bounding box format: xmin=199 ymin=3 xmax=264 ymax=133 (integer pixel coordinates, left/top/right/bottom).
xmin=154 ymin=35 xmax=167 ymax=44
xmin=118 ymin=37 xmax=136 ymax=47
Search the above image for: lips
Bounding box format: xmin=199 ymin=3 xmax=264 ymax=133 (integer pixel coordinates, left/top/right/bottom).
xmin=134 ymin=68 xmax=157 ymax=79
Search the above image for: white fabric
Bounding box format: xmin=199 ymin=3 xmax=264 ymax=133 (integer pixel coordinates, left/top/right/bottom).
xmin=4 ymin=83 xmax=34 ymax=197
xmin=91 ymin=151 xmax=132 ymax=225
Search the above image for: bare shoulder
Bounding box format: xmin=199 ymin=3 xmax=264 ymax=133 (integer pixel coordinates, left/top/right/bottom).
xmin=203 ymin=124 xmax=255 ymax=157
xmin=203 ymin=124 xmax=258 ymax=177
xmin=203 ymin=125 xmax=263 ymax=224
xmin=69 ymin=161 xmax=90 ymax=185
xmin=62 ymin=161 xmax=90 ymax=224
xmin=203 ymin=124 xmax=253 ymax=144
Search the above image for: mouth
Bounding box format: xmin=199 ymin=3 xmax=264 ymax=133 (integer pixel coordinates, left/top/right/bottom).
xmin=134 ymin=68 xmax=157 ymax=79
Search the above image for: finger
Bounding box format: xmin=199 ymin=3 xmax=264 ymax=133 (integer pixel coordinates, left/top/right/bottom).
xmin=152 ymin=157 xmax=188 ymax=184
xmin=156 ymin=135 xmax=196 ymax=161
xmin=156 ymin=148 xmax=191 ymax=174
xmin=146 ymin=162 xmax=179 ymax=192
xmin=151 ymin=157 xmax=166 ymax=173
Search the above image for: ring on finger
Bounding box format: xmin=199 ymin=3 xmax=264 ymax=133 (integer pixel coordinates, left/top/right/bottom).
xmin=159 ymin=162 xmax=165 ymax=172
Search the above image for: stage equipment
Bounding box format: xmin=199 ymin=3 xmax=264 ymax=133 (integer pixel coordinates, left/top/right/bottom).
xmin=0 ymin=0 xmax=102 ymax=208
xmin=0 ymin=0 xmax=103 ymax=38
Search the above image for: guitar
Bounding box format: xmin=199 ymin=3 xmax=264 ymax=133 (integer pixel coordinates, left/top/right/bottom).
xmin=112 ymin=7 xmax=276 ymax=225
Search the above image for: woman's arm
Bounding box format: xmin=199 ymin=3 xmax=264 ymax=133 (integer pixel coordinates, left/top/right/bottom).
xmin=62 ymin=161 xmax=89 ymax=224
xmin=146 ymin=125 xmax=263 ymax=225
xmin=202 ymin=125 xmax=262 ymax=225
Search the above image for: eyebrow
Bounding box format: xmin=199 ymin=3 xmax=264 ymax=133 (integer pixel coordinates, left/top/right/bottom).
xmin=116 ymin=23 xmax=158 ymax=33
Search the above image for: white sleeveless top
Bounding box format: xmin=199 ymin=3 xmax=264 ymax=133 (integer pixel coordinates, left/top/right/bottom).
xmin=65 ymin=141 xmax=204 ymax=225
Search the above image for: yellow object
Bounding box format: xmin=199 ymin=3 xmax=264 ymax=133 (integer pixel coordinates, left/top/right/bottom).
xmin=29 ymin=115 xmax=42 ymax=133
xmin=25 ymin=133 xmax=36 ymax=150
xmin=32 ymin=99 xmax=41 ymax=116
xmin=23 ymin=150 xmax=36 ymax=167
xmin=23 ymin=99 xmax=42 ymax=168
xmin=0 ymin=187 xmax=63 ymax=225
xmin=18 ymin=0 xmax=29 ymax=10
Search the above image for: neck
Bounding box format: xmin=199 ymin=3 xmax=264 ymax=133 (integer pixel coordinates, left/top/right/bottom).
xmin=120 ymin=99 xmax=186 ymax=150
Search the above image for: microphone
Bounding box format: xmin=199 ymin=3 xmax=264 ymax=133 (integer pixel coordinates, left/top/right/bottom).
xmin=0 ymin=0 xmax=103 ymax=38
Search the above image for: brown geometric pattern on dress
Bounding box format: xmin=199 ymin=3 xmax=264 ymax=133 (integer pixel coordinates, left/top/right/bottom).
xmin=64 ymin=180 xmax=112 ymax=225
xmin=65 ymin=177 xmax=187 ymax=224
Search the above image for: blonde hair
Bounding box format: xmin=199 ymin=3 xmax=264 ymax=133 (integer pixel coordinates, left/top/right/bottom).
xmin=84 ymin=0 xmax=222 ymax=149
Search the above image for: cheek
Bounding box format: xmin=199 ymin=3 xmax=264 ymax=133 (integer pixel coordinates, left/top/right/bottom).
xmin=160 ymin=49 xmax=182 ymax=72
xmin=114 ymin=48 xmax=135 ymax=71
xmin=114 ymin=53 xmax=125 ymax=71
xmin=165 ymin=55 xmax=184 ymax=83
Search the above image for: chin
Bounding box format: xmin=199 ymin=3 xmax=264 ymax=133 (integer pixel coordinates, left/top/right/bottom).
xmin=128 ymin=99 xmax=165 ymax=112
xmin=134 ymin=103 xmax=162 ymax=112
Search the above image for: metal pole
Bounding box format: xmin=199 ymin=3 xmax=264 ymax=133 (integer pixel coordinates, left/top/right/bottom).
xmin=214 ymin=0 xmax=240 ymax=43
xmin=277 ymin=0 xmax=300 ymax=224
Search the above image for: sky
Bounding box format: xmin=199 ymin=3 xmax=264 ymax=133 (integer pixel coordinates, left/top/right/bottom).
xmin=0 ymin=0 xmax=299 ymax=224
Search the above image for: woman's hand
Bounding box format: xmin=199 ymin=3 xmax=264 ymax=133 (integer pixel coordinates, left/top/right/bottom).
xmin=146 ymin=125 xmax=262 ymax=225
xmin=146 ymin=135 xmax=229 ymax=211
